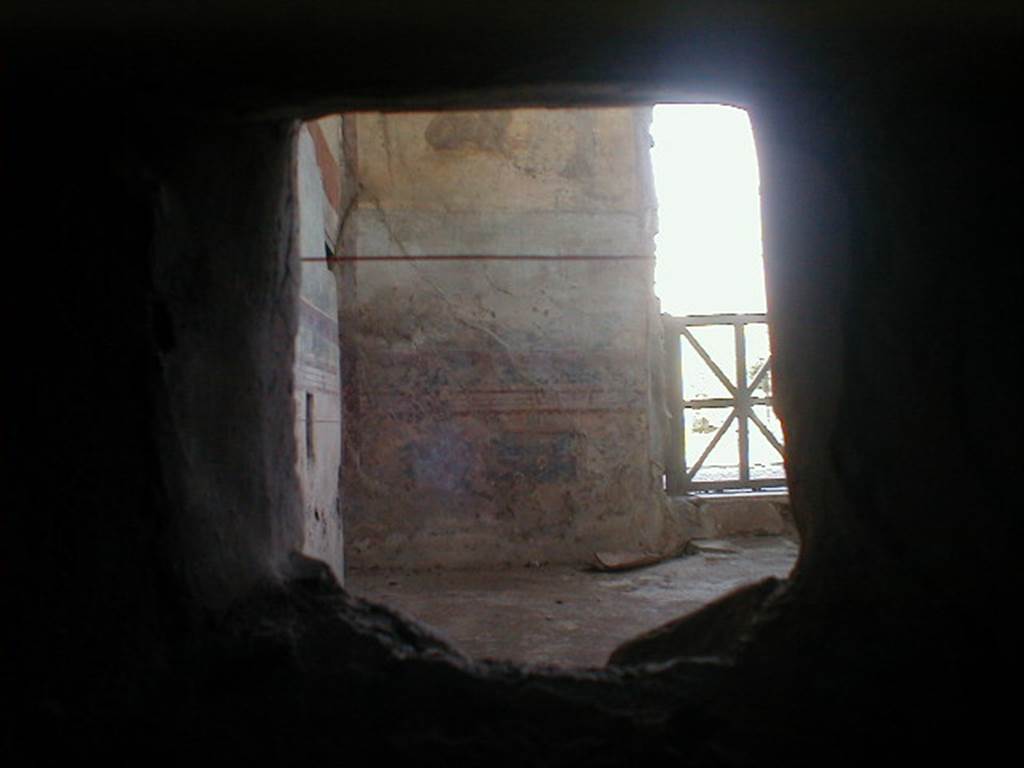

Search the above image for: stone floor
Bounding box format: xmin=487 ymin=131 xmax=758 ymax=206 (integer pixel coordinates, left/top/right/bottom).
xmin=348 ymin=535 xmax=799 ymax=668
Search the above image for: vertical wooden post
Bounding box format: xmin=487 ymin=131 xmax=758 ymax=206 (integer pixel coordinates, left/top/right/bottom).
xmin=664 ymin=320 xmax=686 ymax=494
xmin=735 ymin=321 xmax=749 ymax=484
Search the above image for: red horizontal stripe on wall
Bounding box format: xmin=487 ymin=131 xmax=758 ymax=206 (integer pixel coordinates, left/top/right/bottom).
xmin=301 ymin=254 xmax=652 ymax=262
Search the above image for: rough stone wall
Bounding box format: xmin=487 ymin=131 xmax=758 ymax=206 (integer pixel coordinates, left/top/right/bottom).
xmin=342 ymin=108 xmax=682 ymax=567
xmin=148 ymin=122 xmax=306 ymax=610
xmin=5 ymin=5 xmax=1018 ymax=765
xmin=293 ymin=119 xmax=344 ymax=582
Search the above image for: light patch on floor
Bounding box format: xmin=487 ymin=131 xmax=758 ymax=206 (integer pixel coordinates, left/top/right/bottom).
xmin=348 ymin=535 xmax=798 ymax=668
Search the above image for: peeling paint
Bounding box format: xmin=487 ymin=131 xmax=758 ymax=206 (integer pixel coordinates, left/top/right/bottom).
xmin=344 ymin=108 xmax=686 ymax=567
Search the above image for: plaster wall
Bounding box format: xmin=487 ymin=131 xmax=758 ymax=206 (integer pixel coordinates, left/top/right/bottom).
xmin=343 ymin=108 xmax=684 ymax=568
xmin=294 ymin=121 xmax=344 ymax=582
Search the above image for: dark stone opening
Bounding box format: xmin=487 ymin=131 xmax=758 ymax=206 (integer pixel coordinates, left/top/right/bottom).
xmin=3 ymin=4 xmax=1017 ymax=764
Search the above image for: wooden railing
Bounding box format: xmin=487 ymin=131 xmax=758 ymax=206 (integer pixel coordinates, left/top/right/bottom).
xmin=663 ymin=313 xmax=786 ymax=493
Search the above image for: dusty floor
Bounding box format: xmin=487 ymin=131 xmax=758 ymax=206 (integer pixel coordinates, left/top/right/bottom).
xmin=348 ymin=535 xmax=799 ymax=668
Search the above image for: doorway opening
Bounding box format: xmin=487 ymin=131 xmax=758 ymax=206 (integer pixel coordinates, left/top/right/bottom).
xmin=652 ymin=104 xmax=787 ymax=497
xmin=322 ymin=106 xmax=797 ymax=667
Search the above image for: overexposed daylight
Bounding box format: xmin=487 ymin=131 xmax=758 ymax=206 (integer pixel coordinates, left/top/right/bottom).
xmin=652 ymin=104 xmax=765 ymax=316
xmin=651 ymin=104 xmax=783 ymax=485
